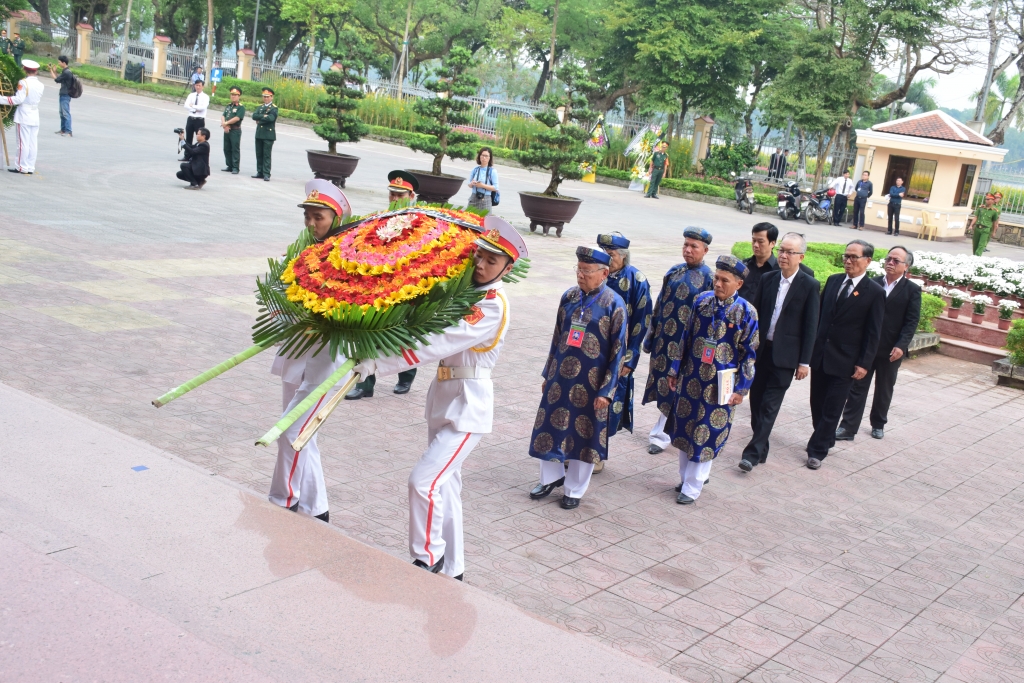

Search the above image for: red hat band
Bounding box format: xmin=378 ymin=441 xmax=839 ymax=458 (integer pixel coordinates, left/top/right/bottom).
xmin=389 ymin=178 xmax=414 ymax=193
xmin=481 ymin=228 xmax=519 ymax=261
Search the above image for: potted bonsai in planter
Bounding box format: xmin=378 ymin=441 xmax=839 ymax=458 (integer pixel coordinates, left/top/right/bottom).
xmin=406 ymin=45 xmax=480 ymax=204
xmin=307 ymin=41 xmax=368 ymax=188
xmin=517 ymin=65 xmax=600 ymax=237
xmin=998 ymin=299 xmax=1020 ymax=330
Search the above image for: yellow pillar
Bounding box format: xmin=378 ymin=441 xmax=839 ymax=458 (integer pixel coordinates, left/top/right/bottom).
xmin=151 ymin=34 xmax=171 ymax=83
xmin=691 ymin=116 xmax=715 ymax=173
xmin=75 ymin=23 xmax=93 ymax=65
xmin=237 ymin=48 xmax=255 ymax=81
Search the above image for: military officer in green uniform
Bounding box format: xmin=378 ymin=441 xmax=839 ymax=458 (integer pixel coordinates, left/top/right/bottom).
xmin=220 ymin=86 xmax=245 ymax=174
xmin=967 ymin=192 xmax=1002 ymax=256
xmin=251 ymin=87 xmax=278 ymax=181
xmin=11 ymin=33 xmax=25 ymax=67
xmin=0 ymin=30 xmax=11 ymax=56
xmin=645 ymin=141 xmax=669 ymax=199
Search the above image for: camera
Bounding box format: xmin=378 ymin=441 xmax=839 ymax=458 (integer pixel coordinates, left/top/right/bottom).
xmin=173 ymin=128 xmax=185 ymax=134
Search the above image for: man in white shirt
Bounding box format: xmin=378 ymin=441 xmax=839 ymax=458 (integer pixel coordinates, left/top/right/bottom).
xmin=183 ymin=79 xmax=209 ymax=145
xmin=829 ymin=170 xmax=855 ymax=225
xmin=3 ymin=59 xmax=44 ymax=175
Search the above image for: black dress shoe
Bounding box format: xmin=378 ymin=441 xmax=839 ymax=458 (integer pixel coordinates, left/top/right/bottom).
xmin=344 ymin=386 xmax=373 ymax=400
xmin=530 ymin=477 xmax=564 ymax=500
xmin=264 ymin=176 xmax=271 ymax=181
xmin=454 ymin=573 xmax=464 ymax=581
xmin=393 ymin=381 xmax=413 ymax=394
xmin=738 ymin=459 xmax=754 ymax=472
xmin=413 ymin=556 xmax=445 ymax=573
xmin=834 ymin=427 xmax=855 ymax=441
xmin=251 ymin=174 xmax=263 ymax=178
xmin=560 ymin=495 xmax=580 ymax=510
xmin=676 ymin=492 xmax=695 ymax=505
xmin=871 ymin=428 xmax=884 ymax=439
xmin=221 ymin=167 xmax=232 ymax=172
xmin=288 ymin=502 xmax=299 ymax=512
xmin=232 ymin=170 xmax=239 ymax=174
xmin=315 ymin=510 xmax=329 ymax=522
xmin=806 ymin=457 xmax=822 ymax=470
xmin=648 ymin=444 xmax=664 ymax=454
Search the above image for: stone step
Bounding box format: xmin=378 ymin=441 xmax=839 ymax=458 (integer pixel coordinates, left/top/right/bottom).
xmin=934 ymin=314 xmax=1009 ymax=348
xmin=938 ymin=336 xmax=1008 ymax=365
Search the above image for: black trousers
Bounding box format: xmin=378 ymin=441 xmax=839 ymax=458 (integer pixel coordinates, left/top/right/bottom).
xmin=185 ymin=116 xmax=205 ymax=145
xmin=887 ymin=204 xmax=901 ymax=234
xmin=840 ymin=354 xmax=902 ymax=432
xmin=807 ymin=366 xmax=855 ymax=460
xmin=852 ymin=197 xmax=867 ymax=227
xmin=833 ymin=194 xmax=848 ymax=224
xmin=742 ymin=343 xmax=796 ymax=465
xmin=176 ymin=163 xmax=205 ymax=187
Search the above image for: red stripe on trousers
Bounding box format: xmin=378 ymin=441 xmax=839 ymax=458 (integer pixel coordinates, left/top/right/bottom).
xmin=409 ymin=349 xmax=420 ymax=364
xmin=422 ymin=432 xmax=473 ymax=565
xmin=401 ymin=348 xmax=412 ymax=365
xmin=285 ymin=392 xmax=327 ymax=508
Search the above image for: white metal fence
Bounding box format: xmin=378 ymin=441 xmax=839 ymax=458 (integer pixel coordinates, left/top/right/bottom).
xmin=163 ymin=45 xmax=204 ymax=83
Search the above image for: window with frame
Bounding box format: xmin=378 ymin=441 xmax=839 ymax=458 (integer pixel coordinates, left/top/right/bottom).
xmin=883 ymin=155 xmax=937 ymax=202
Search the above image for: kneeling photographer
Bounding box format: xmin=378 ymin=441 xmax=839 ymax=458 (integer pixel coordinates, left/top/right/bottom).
xmin=177 ymin=127 xmax=210 ymax=190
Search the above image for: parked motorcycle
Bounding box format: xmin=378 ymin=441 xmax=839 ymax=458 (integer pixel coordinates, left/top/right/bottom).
xmin=804 ymin=188 xmax=836 ymax=225
xmin=776 ymin=181 xmax=802 ymax=220
xmin=731 ymin=172 xmax=755 ymax=214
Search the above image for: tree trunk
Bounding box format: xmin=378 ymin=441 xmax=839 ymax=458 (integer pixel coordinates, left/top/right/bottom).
xmin=797 ymin=128 xmax=806 ymax=180
xmin=531 ymin=60 xmax=549 ymax=103
xmin=26 ymin=0 xmax=52 ymax=31
xmin=665 ymin=112 xmax=676 ymax=143
xmin=975 ymin=0 xmax=1002 ymax=123
xmin=814 ymin=120 xmax=843 ymax=190
xmin=545 ymin=165 xmax=561 ymax=195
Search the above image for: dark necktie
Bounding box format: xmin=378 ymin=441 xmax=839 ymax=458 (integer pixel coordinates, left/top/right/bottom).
xmin=839 ymin=278 xmax=852 ymax=301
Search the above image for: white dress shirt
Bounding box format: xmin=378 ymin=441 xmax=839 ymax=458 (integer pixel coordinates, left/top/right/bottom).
xmin=837 ymin=272 xmax=866 ymax=300
xmin=767 ymin=270 xmax=810 ymax=367
xmin=184 ymin=91 xmax=210 ymax=118
xmin=882 ymin=274 xmax=902 ymax=297
xmin=830 ymin=176 xmax=855 ymax=195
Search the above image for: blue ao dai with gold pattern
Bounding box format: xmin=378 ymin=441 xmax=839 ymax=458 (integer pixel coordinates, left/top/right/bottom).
xmin=607 ymin=264 xmax=652 ymax=434
xmin=530 ymin=284 xmax=628 ymax=464
xmin=666 ymin=290 xmax=759 ymax=463
xmin=642 ymin=262 xmax=714 ymax=416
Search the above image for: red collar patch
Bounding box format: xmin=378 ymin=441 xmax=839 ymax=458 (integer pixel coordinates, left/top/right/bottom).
xmin=485 ymin=289 xmax=497 ymax=299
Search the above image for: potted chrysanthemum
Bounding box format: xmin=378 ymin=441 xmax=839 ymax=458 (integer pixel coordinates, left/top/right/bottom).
xmin=947 ymin=290 xmax=966 ymax=319
xmin=998 ymin=299 xmax=1020 ymax=330
xmin=971 ymin=294 xmax=992 ymax=324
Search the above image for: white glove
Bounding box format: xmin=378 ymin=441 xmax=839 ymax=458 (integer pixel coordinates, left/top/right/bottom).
xmin=352 ymin=359 xmax=377 ymax=380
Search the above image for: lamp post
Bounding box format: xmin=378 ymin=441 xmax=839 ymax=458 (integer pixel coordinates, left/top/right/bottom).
xmin=118 ymin=0 xmax=133 ymax=80
xmin=251 ymin=0 xmax=262 ymax=57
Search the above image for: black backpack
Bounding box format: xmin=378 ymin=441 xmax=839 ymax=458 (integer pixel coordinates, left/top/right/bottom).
xmin=68 ymin=73 xmax=84 ymax=98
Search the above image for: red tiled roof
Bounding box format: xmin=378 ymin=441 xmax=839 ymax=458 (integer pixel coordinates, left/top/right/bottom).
xmin=872 ymin=111 xmax=993 ymax=146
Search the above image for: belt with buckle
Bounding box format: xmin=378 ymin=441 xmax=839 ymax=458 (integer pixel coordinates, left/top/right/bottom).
xmin=436 ymin=366 xmax=491 ymax=381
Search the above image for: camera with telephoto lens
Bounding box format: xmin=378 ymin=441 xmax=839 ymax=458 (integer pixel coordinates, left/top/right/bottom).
xmin=173 ymin=128 xmax=185 ymax=134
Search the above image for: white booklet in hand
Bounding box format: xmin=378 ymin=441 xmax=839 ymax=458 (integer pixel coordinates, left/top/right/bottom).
xmin=717 ymin=368 xmax=736 ymax=405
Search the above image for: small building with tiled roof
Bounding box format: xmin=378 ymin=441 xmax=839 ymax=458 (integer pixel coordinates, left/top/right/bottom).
xmin=853 ymin=111 xmax=1007 ymax=241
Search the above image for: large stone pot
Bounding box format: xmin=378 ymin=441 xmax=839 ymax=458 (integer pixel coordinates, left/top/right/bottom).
xmin=307 ymin=150 xmax=360 ymax=188
xmin=519 ymin=192 xmax=583 ymax=237
xmin=405 ymin=170 xmax=465 ymax=204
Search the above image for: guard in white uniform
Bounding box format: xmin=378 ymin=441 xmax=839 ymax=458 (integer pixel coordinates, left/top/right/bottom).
xmin=268 ymin=179 xmax=354 ymax=522
xmin=3 ymin=59 xmax=44 ymax=174
xmin=353 ymin=216 xmax=528 ymax=579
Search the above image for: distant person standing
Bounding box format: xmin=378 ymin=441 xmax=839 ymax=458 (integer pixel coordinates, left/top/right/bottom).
xmin=220 ymin=86 xmax=245 ymax=174
xmin=10 ymin=32 xmax=25 ymax=67
xmin=886 ymin=177 xmax=906 ymax=236
xmin=48 ymin=56 xmax=75 ymax=137
xmin=467 ymin=147 xmax=498 ymax=210
xmin=829 ymin=170 xmax=854 ymax=224
xmin=3 ymin=59 xmax=44 ymax=175
xmin=0 ymin=30 xmax=10 ymax=56
xmin=851 ymin=171 xmax=873 ymax=230
xmin=966 ymin=193 xmax=1001 ymax=256
xmin=190 ymin=66 xmax=205 ymax=89
xmin=645 ymin=142 xmax=669 ymax=198
xmin=251 ymin=87 xmax=278 ymax=181
xmin=767 ymin=150 xmax=780 ymax=179
xmin=183 ymin=78 xmax=209 ymax=145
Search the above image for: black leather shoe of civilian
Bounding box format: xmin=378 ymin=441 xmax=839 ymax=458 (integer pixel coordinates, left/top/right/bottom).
xmin=871 ymin=428 xmax=884 ymax=439
xmin=834 ymin=427 xmax=855 ymax=441
xmin=222 ymin=167 xmax=232 ymax=172
xmin=232 ymin=170 xmax=239 ymax=174
xmin=264 ymin=176 xmax=271 ymax=181
xmin=393 ymin=381 xmax=413 ymax=394
xmin=560 ymin=495 xmax=580 ymax=510
xmin=530 ymin=477 xmax=564 ymax=500
xmin=648 ymin=444 xmax=664 ymax=454
xmin=676 ymin=492 xmax=695 ymax=504
xmin=315 ymin=510 xmax=329 ymax=522
xmin=413 ymin=556 xmax=445 ymax=573
xmin=251 ymin=174 xmax=263 ymax=178
xmin=806 ymin=457 xmax=822 ymax=470
xmin=738 ymin=459 xmax=754 ymax=472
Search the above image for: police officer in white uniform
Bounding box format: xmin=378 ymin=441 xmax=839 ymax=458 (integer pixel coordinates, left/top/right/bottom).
xmin=268 ymin=179 xmax=354 ymax=523
xmin=353 ymin=217 xmax=528 ymax=579
xmin=4 ymin=59 xmax=44 ymax=174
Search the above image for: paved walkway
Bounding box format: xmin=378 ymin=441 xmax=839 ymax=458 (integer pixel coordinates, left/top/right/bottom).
xmin=3 ymin=81 xmax=1024 ymax=682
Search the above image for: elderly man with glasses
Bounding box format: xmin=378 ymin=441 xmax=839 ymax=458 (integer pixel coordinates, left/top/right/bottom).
xmin=528 ymin=247 xmax=627 ymax=510
xmin=805 ymin=240 xmax=885 ymax=469
xmin=837 ymin=246 xmax=921 ymax=441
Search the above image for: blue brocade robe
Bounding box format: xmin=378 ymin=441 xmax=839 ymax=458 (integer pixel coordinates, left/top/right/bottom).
xmin=607 ymin=264 xmax=652 ymax=434
xmin=665 ymin=291 xmax=759 ymax=463
xmin=530 ymin=284 xmax=628 ymax=464
xmin=642 ymin=262 xmax=714 ymax=416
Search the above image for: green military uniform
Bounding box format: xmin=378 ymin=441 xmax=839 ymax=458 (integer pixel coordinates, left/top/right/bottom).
xmin=11 ymin=37 xmax=25 ymax=66
xmin=646 ymin=149 xmax=668 ymax=198
xmin=972 ymin=206 xmax=1000 ymax=256
xmin=222 ymin=102 xmax=246 ymax=173
xmin=252 ymin=101 xmax=278 ymax=179
xmin=0 ymin=36 xmax=10 ymax=56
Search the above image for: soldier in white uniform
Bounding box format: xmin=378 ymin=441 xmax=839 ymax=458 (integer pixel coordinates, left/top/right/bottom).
xmin=353 ymin=216 xmax=528 ymax=579
xmin=268 ymin=179 xmax=354 ymax=523
xmin=3 ymin=59 xmax=44 ymax=175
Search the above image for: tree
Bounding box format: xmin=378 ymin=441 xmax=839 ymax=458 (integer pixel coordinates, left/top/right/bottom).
xmin=314 ymin=39 xmax=368 ymax=154
xmin=409 ymin=45 xmax=481 ymax=176
xmin=281 ymin=0 xmax=347 ymax=81
xmin=518 ymin=63 xmax=600 ymax=195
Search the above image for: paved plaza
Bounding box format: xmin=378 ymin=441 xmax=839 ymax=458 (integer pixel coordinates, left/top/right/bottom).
xmin=4 ymin=82 xmax=1024 ymax=682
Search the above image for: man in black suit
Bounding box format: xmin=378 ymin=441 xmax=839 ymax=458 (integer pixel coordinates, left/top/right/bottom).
xmin=177 ymin=127 xmax=211 ymax=189
xmin=837 ymin=246 xmax=921 ymax=440
xmin=737 ymin=222 xmax=817 ymax=304
xmin=740 ymin=233 xmax=820 ymax=472
xmin=805 ymin=239 xmax=885 ymax=469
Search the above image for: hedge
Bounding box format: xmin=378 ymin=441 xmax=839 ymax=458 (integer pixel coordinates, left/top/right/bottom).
xmin=918 ymin=293 xmax=946 ymax=333
xmin=730 ymin=242 xmax=840 ymax=290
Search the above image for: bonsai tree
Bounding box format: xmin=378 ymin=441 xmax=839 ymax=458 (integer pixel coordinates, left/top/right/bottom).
xmin=518 ymin=64 xmax=600 ymax=196
xmin=409 ymin=45 xmax=481 ymax=175
xmin=314 ymin=40 xmax=369 ymax=154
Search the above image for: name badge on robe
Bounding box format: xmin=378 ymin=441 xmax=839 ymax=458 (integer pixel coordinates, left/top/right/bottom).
xmin=567 ymin=323 xmax=586 ymax=348
xmin=701 ymin=340 xmax=717 ymax=364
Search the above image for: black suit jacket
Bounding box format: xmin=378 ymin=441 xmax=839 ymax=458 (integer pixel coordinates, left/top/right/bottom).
xmin=751 ymin=269 xmax=820 ymax=369
xmin=182 ymin=140 xmax=210 ymax=178
xmin=873 ymin=276 xmax=922 ymax=358
xmin=811 ymin=273 xmax=885 ymax=377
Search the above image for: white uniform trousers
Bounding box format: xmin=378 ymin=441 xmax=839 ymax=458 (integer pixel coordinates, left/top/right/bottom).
xmin=649 ymin=413 xmax=671 ymax=449
xmin=409 ymin=425 xmax=482 ymax=577
xmin=679 ymin=453 xmax=713 ymax=500
xmin=15 ymin=123 xmax=38 ymax=173
xmin=540 ymin=459 xmax=595 ymax=499
xmin=268 ymin=379 xmax=338 ymax=517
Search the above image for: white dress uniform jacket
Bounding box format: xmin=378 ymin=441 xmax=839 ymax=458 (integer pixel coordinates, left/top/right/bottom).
xmin=5 ymin=76 xmax=44 ymax=125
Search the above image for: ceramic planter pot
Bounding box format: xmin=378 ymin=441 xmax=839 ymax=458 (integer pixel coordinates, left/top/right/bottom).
xmin=971 ymin=311 xmax=985 ymax=324
xmin=948 ymin=307 xmax=961 ymax=319
xmin=999 ymin=317 xmax=1012 ymax=331
xmin=519 ymin=192 xmax=583 ymax=237
xmin=405 ymin=170 xmax=465 ymax=204
xmin=306 ymin=150 xmax=360 ymax=187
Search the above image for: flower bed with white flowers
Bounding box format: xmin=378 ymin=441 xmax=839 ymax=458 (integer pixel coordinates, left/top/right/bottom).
xmin=910 ymin=252 xmax=1024 ymax=301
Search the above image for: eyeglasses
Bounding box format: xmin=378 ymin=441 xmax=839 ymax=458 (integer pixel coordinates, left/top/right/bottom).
xmin=574 ymin=266 xmax=605 ymax=276
xmin=883 ymin=257 xmax=905 ymax=265
xmin=841 ymin=254 xmax=868 ymax=261
xmin=777 ymin=249 xmax=805 ymax=257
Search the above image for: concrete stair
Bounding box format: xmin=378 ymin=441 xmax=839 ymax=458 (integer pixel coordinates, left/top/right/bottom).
xmin=934 ymin=312 xmax=1008 ymax=364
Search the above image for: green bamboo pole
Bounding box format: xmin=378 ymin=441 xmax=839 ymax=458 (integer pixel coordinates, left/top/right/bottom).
xmin=153 ymin=343 xmax=273 ymax=408
xmin=255 ymin=358 xmax=356 ymax=447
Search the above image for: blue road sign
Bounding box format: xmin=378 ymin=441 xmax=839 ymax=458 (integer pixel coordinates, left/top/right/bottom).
xmin=211 ymin=68 xmax=223 ymax=83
